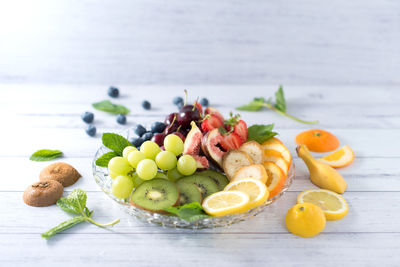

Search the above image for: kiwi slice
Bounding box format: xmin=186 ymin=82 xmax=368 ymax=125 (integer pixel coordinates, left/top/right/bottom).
xmin=177 ymin=175 xmax=219 ymax=199
xmin=197 ymin=170 xmax=229 ymax=190
xmin=177 ymin=182 xmax=202 ymax=205
xmin=130 ymin=178 xmax=179 ymax=211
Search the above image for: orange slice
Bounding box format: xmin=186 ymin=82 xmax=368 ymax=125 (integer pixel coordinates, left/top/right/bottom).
xmin=318 ymin=145 xmax=355 ymax=168
xmin=295 ymin=129 xmax=339 ymax=153
xmin=263 ymin=162 xmax=286 ymax=199
xmin=262 ymin=137 xmax=283 ymax=145
xmin=262 ymin=140 xmax=292 ymax=166
xmin=263 ymin=149 xmax=289 ymax=175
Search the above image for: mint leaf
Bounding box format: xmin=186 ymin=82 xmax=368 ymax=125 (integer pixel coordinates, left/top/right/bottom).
xmin=92 ymin=100 xmax=130 ymax=115
xmin=274 ymin=86 xmax=286 ymax=112
xmin=30 ymin=149 xmax=63 ymax=161
xmin=102 ymin=133 xmax=131 ymax=155
xmin=247 ymin=124 xmax=278 ymax=144
xmin=57 ymin=198 xmax=82 ymax=214
xmin=95 ymin=152 xmax=119 ymax=167
xmin=236 ymin=97 xmax=265 ymax=111
xmin=57 ymin=189 xmax=87 ymax=214
xmin=163 ymin=202 xmax=210 ymax=222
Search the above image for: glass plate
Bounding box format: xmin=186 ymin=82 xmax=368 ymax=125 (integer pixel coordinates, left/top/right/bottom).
xmin=92 ymin=128 xmax=295 ymax=229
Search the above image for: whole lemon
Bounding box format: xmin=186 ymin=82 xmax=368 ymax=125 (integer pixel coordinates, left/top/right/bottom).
xmin=285 ymin=203 xmax=326 ymax=238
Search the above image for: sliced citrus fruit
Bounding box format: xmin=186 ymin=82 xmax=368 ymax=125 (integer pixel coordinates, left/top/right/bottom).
xmin=295 ymin=129 xmax=339 ymax=153
xmin=297 ymin=189 xmax=348 ymax=220
xmin=318 ymin=145 xmax=355 ymax=168
xmin=202 ymin=190 xmax=250 ymax=217
xmin=224 ymin=178 xmax=269 ymax=209
xmin=232 ymin=164 xmax=268 ymax=184
xmin=263 ymin=162 xmax=286 ymax=199
xmin=262 ymin=140 xmax=292 ymax=165
xmin=262 ymin=137 xmax=283 ymax=145
xmin=263 ymin=149 xmax=289 ymax=175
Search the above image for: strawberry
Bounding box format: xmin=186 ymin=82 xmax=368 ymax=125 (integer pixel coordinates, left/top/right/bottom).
xmin=204 ymin=107 xmax=224 ymax=122
xmin=220 ymin=132 xmax=243 ymax=151
xmin=201 ymin=114 xmax=224 ymax=132
xmin=233 ymin=120 xmax=248 ymax=142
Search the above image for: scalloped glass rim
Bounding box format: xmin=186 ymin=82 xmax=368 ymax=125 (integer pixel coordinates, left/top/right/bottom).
xmin=92 ymin=128 xmax=295 ymax=229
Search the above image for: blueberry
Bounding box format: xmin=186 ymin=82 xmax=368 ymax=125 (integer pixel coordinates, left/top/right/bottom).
xmin=133 ymin=124 xmax=147 ymax=137
xmin=151 ymin=122 xmax=166 ymax=133
xmin=81 ymin=111 xmax=94 ymax=123
xmin=116 ymin=114 xmax=126 ymax=125
xmin=130 ymin=137 xmax=144 ymax=147
xmin=142 ymin=100 xmax=151 ymax=110
xmin=142 ymin=131 xmax=153 ymax=141
xmin=173 ymin=96 xmax=184 ymax=106
xmin=108 ymin=86 xmax=119 ymax=98
xmin=176 ymin=102 xmax=183 ymax=109
xmin=86 ymin=125 xmax=96 ymax=137
xmin=199 ymin=98 xmax=209 ymax=107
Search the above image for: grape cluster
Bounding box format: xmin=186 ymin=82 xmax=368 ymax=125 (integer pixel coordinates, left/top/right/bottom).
xmin=108 ymin=134 xmax=197 ymax=199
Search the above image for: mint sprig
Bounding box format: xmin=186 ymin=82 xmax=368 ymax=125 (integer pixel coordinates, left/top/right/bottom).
xmin=247 ymin=124 xmax=278 ymax=144
xmin=92 ymin=100 xmax=130 ymax=115
xmin=42 ymin=189 xmax=120 ymax=239
xmin=95 ymin=152 xmax=119 ymax=167
xmin=30 ymin=149 xmax=63 ymax=161
xmin=163 ymin=202 xmax=210 ymax=222
xmin=236 ymin=86 xmax=319 ymax=124
xmin=94 ymin=133 xmax=132 ymax=167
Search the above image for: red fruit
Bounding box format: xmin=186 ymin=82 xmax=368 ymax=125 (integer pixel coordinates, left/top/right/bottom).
xmin=201 ymin=129 xmax=226 ymax=167
xmin=204 ymin=107 xmax=224 ymax=122
xmin=220 ymin=132 xmax=243 ymax=151
xmin=191 ymin=155 xmax=209 ymax=170
xmin=201 ymin=114 xmax=224 ymax=132
xmin=183 ymin=121 xmax=203 ymax=155
xmin=194 ymin=101 xmax=203 ymax=115
xmin=151 ymin=133 xmax=166 ymax=146
xmin=233 ymin=120 xmax=248 ymax=142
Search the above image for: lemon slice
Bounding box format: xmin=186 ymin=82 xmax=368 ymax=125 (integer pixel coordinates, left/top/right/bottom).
xmin=202 ymin=191 xmax=250 ymax=217
xmin=297 ymin=189 xmax=348 ymax=220
xmin=224 ymin=178 xmax=269 ymax=209
xmin=318 ymin=145 xmax=355 ymax=168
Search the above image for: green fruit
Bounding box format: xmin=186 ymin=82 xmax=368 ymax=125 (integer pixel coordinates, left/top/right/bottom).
xmin=176 ymin=182 xmax=202 ymax=205
xmin=108 ymin=169 xmax=119 ymax=180
xmin=132 ymin=172 xmax=145 ymax=187
xmin=167 ymin=168 xmax=183 ymax=182
xmin=177 ymin=175 xmax=219 ymax=199
xmin=155 ymin=172 xmax=168 ymax=179
xmin=155 ymin=151 xmax=177 ymax=170
xmin=197 ymin=170 xmax=229 ymax=190
xmin=136 ymin=159 xmax=158 ymax=180
xmin=123 ymin=146 xmax=138 ymax=158
xmin=130 ymin=178 xmax=179 ymax=211
xmin=127 ymin=151 xmax=146 ymax=168
xmin=164 ymin=134 xmax=184 ymax=156
xmin=108 ymin=156 xmax=132 ymax=175
xmin=112 ymin=175 xmax=134 ymax=199
xmin=177 ymin=155 xmax=197 ymax=176
xmin=140 ymin=141 xmax=161 ymax=160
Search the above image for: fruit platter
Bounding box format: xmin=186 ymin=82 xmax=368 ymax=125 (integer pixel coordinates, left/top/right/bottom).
xmin=93 ymin=96 xmax=295 ymax=229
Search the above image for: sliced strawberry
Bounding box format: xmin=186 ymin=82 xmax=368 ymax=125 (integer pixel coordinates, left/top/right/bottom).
xmin=194 ymin=101 xmax=203 ymax=115
xmin=233 ymin=120 xmax=248 ymax=142
xmin=201 ymin=114 xmax=224 ymax=132
xmin=204 ymin=107 xmax=224 ymax=122
xmin=220 ymin=132 xmax=243 ymax=151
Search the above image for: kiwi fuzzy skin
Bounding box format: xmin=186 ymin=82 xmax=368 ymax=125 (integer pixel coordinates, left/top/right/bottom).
xmin=23 ymin=180 xmax=64 ymax=207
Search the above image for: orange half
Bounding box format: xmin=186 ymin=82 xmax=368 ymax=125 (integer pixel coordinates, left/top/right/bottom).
xmin=318 ymin=145 xmax=355 ymax=168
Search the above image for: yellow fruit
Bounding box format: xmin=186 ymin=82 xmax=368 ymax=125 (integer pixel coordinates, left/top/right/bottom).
xmin=202 ymin=191 xmax=250 ymax=217
xmin=263 ymin=149 xmax=289 ymax=175
xmin=262 ymin=140 xmax=292 ymax=166
xmin=285 ymin=203 xmax=326 ymax=238
xmin=263 ymin=162 xmax=286 ymax=199
xmin=318 ymin=145 xmax=355 ymax=168
xmin=297 ymin=189 xmax=348 ymax=220
xmin=232 ymin=164 xmax=268 ymax=184
xmin=296 ymin=145 xmax=347 ymax=194
xmin=224 ymin=178 xmax=269 ymax=209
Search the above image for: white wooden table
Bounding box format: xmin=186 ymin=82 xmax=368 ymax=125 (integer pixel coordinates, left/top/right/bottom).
xmin=1 ymin=85 xmax=399 ymax=266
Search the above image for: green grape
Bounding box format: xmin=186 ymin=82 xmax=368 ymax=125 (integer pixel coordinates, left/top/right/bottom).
xmin=108 ymin=156 xmax=132 ymax=175
xmin=108 ymin=169 xmax=119 ymax=180
xmin=127 ymin=151 xmax=146 ymax=168
xmin=136 ymin=159 xmax=158 ymax=180
xmin=155 ymin=151 xmax=177 ymax=170
xmin=140 ymin=141 xmax=161 ymax=160
xmin=167 ymin=167 xmax=183 ymax=182
xmin=112 ymin=175 xmax=134 ymax=199
xmin=164 ymin=134 xmax=184 ymax=156
xmin=132 ymin=172 xmax=144 ymax=187
xmin=155 ymin=172 xmax=168 ymax=179
xmin=177 ymin=155 xmax=197 ymax=176
xmin=123 ymin=146 xmax=138 ymax=158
